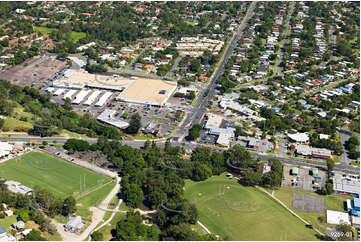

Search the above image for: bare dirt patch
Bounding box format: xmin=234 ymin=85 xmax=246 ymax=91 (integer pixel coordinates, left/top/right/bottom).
xmin=0 ymin=55 xmax=66 ymax=87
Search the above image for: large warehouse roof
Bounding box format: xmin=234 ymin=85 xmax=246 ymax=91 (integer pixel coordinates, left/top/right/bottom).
xmin=56 ymin=69 xmax=132 ymax=91
xmin=116 ymin=77 xmax=177 ymax=106
xmin=56 ymin=70 xmax=177 ymax=106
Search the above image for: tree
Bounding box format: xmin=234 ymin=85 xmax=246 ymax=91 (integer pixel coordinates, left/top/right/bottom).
xmin=261 ymin=172 xmax=273 ymax=187
xmin=345 ymin=137 xmax=359 ymax=150
xmin=242 ymin=170 xmax=262 ymax=186
xmin=349 ymin=150 xmax=360 ymax=160
xmin=327 ymin=159 xmax=335 ymax=174
xmin=20 ymin=230 xmax=46 ymax=241
xmin=335 ymin=223 xmax=354 ymax=241
xmin=145 ymin=225 xmax=161 ymax=241
xmin=325 ymin=182 xmax=333 ymax=195
xmin=261 ymin=159 xmax=283 ymax=188
xmin=63 ymin=139 xmax=89 ymax=152
xmin=62 ymin=196 xmax=76 ymax=216
xmin=91 ymin=231 xmax=103 ymax=241
xmin=17 ymin=209 xmax=30 ymax=222
xmin=56 ymin=51 xmax=68 ymax=60
xmin=191 ymin=163 xmax=212 ymax=181
xmin=226 ymin=145 xmax=257 ymax=170
xmin=0 ymin=118 xmax=4 ymax=129
xmin=188 ymin=124 xmax=201 ymax=140
xmin=85 ymin=64 xmax=107 ymax=73
xmin=113 ymin=211 xmax=156 ymax=241
xmin=190 ymin=58 xmax=201 ymax=73
xmin=175 ymin=110 xmax=184 ymax=122
xmin=122 ymin=183 xmax=143 ymax=208
xmin=164 ymin=223 xmax=201 ymax=241
xmin=126 ymin=113 xmax=141 ymax=134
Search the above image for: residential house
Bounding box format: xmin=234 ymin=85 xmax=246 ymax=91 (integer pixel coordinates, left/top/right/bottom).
xmin=12 ymin=221 xmax=25 ymax=230
xmin=64 ymin=216 xmax=84 ymax=233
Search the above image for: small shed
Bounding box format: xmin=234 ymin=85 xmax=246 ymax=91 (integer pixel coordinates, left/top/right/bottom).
xmin=291 ymin=167 xmax=299 ymax=176
xmin=0 ymin=227 xmax=6 ymax=235
xmin=21 ymin=228 xmax=32 ymax=236
xmin=4 ymin=210 xmax=13 ymax=217
xmin=64 ymin=216 xmax=84 ymax=233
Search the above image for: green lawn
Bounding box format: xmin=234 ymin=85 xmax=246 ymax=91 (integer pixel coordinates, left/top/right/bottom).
xmin=59 ymin=129 xmax=90 ymax=139
xmin=185 ymin=20 xmax=198 ymax=26
xmin=0 ymin=151 xmax=111 ymax=198
xmin=96 ymin=210 xmax=127 ymax=241
xmin=94 ymin=197 xmax=131 ymax=241
xmin=352 ymin=160 xmax=360 ymax=167
xmin=70 ymin=31 xmax=86 ymax=43
xmin=3 ymin=117 xmax=33 ymax=131
xmin=33 ymin=26 xmax=86 ymax=43
xmin=53 ymin=182 xmax=116 ymax=224
xmin=76 ymin=181 xmax=116 ymax=222
xmin=273 ymin=187 xmax=352 ymax=234
xmin=184 ymin=174 xmax=319 ymax=241
xmin=33 ymin=26 xmax=56 ymax=35
xmin=0 ymin=215 xmax=17 ymax=232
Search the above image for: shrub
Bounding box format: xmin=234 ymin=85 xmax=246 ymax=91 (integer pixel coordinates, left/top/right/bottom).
xmin=2 ymin=125 xmax=10 ymax=132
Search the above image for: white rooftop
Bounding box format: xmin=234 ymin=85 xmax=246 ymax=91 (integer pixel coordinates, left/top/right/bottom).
xmin=0 ymin=141 xmax=13 ymax=150
xmin=326 ymin=210 xmax=351 ymax=225
xmin=97 ymin=109 xmax=129 ymax=129
xmin=333 ymin=174 xmax=360 ymax=195
xmin=205 ymin=113 xmax=223 ymax=130
xmin=287 ymin=133 xmax=309 ymax=143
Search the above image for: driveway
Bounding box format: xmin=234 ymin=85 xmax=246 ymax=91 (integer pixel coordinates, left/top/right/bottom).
xmin=51 ymin=176 xmax=121 ymax=241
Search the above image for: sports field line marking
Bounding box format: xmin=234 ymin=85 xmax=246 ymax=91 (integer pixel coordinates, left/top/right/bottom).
xmin=256 ymin=186 xmax=325 ymax=237
xmin=75 ymin=179 xmax=113 ymax=199
xmin=197 ymin=220 xmax=211 ymax=234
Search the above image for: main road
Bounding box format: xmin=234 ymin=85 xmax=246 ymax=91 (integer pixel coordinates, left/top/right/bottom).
xmin=174 ymin=1 xmax=257 ymax=140
xmin=2 ymin=136 xmax=359 ymax=175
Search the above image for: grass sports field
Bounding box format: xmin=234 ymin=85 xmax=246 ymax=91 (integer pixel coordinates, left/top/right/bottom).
xmin=33 ymin=26 xmax=86 ymax=43
xmin=184 ymin=174 xmax=319 ymax=241
xmin=0 ymin=151 xmax=111 ymax=197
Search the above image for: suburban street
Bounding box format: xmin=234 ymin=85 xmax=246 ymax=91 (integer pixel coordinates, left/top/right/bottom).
xmin=276 ymin=2 xmax=295 ymax=76
xmin=329 ymin=26 xmax=338 ymax=61
xmin=301 ymin=76 xmax=358 ymax=98
xmin=127 ymin=44 xmax=151 ymax=71
xmin=166 ymin=56 xmax=182 ymax=78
